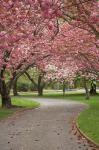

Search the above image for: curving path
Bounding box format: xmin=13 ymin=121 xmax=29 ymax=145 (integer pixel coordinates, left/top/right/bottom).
xmin=0 ymin=98 xmax=94 ymax=150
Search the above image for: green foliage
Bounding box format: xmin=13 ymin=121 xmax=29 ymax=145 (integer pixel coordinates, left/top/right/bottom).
xmin=17 ymin=82 xmax=37 ymax=92
xmin=17 ymin=82 xmax=29 ymax=92
xmin=16 ymin=68 xmax=40 ymax=92
xmin=29 ymin=83 xmax=37 ymax=91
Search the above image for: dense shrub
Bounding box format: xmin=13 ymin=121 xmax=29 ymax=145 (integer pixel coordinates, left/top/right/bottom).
xmin=29 ymin=83 xmax=37 ymax=91
xmin=17 ymin=82 xmax=29 ymax=92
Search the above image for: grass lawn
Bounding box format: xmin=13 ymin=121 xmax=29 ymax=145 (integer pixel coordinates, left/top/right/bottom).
xmin=20 ymin=91 xmax=99 ymax=144
xmin=0 ymin=96 xmax=40 ymax=120
xmin=12 ymin=96 xmax=40 ymax=108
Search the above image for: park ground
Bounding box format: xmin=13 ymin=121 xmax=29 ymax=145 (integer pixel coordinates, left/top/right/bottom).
xmin=0 ymin=96 xmax=40 ymax=120
xmin=0 ymin=90 xmax=99 ymax=147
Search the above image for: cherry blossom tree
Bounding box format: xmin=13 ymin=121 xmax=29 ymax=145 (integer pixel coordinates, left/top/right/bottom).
xmin=0 ymin=0 xmax=98 ymax=107
xmin=0 ymin=0 xmax=62 ymax=107
xmin=49 ymin=22 xmax=99 ymax=98
xmin=62 ymin=0 xmax=99 ymax=38
xmin=53 ymin=23 xmax=99 ymax=72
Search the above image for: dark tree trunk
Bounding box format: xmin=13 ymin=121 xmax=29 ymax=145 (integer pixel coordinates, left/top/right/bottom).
xmin=25 ymin=71 xmax=45 ymax=96
xmin=90 ymin=80 xmax=97 ymax=95
xmin=1 ymin=94 xmax=11 ymax=108
xmin=0 ymin=68 xmax=13 ymax=108
xmin=83 ymin=78 xmax=90 ymax=100
xmin=74 ymin=80 xmax=77 ymax=89
xmin=38 ymin=86 xmax=43 ymax=96
xmin=13 ymin=78 xmax=18 ymax=96
xmin=0 ymin=78 xmax=12 ymax=108
xmin=63 ymin=81 xmax=66 ymax=96
xmin=38 ymin=75 xmax=44 ymax=96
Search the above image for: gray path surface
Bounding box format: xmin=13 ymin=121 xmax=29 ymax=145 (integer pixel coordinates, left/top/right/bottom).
xmin=0 ymin=98 xmax=94 ymax=150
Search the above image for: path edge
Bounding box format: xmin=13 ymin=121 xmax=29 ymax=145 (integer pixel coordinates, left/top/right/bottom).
xmin=75 ymin=114 xmax=99 ymax=149
xmin=0 ymin=106 xmax=40 ymax=123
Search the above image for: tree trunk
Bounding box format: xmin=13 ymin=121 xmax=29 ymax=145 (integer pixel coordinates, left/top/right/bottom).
xmin=13 ymin=78 xmax=18 ymax=96
xmin=0 ymin=74 xmax=12 ymax=108
xmin=38 ymin=86 xmax=43 ymax=96
xmin=74 ymin=80 xmax=77 ymax=89
xmin=83 ymin=78 xmax=90 ymax=100
xmin=1 ymin=93 xmax=11 ymax=108
xmin=0 ymin=68 xmax=12 ymax=107
xmin=25 ymin=71 xmax=45 ymax=96
xmin=85 ymin=87 xmax=90 ymax=100
xmin=63 ymin=81 xmax=66 ymax=96
xmin=0 ymin=80 xmax=12 ymax=108
xmin=37 ymin=75 xmax=44 ymax=96
xmin=90 ymin=80 xmax=97 ymax=95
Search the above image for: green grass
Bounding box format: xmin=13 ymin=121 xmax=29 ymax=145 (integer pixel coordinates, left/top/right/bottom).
xmin=0 ymin=108 xmax=14 ymax=119
xmin=12 ymin=96 xmax=40 ymax=108
xmin=0 ymin=96 xmax=40 ymax=120
xmin=77 ymin=98 xmax=99 ymax=144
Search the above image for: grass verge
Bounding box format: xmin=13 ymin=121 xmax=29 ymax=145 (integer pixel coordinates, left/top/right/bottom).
xmin=12 ymin=96 xmax=40 ymax=108
xmin=0 ymin=96 xmax=40 ymax=120
xmin=0 ymin=108 xmax=14 ymax=120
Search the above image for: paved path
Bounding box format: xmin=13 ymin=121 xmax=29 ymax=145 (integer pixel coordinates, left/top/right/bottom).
xmin=0 ymin=98 xmax=93 ymax=150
